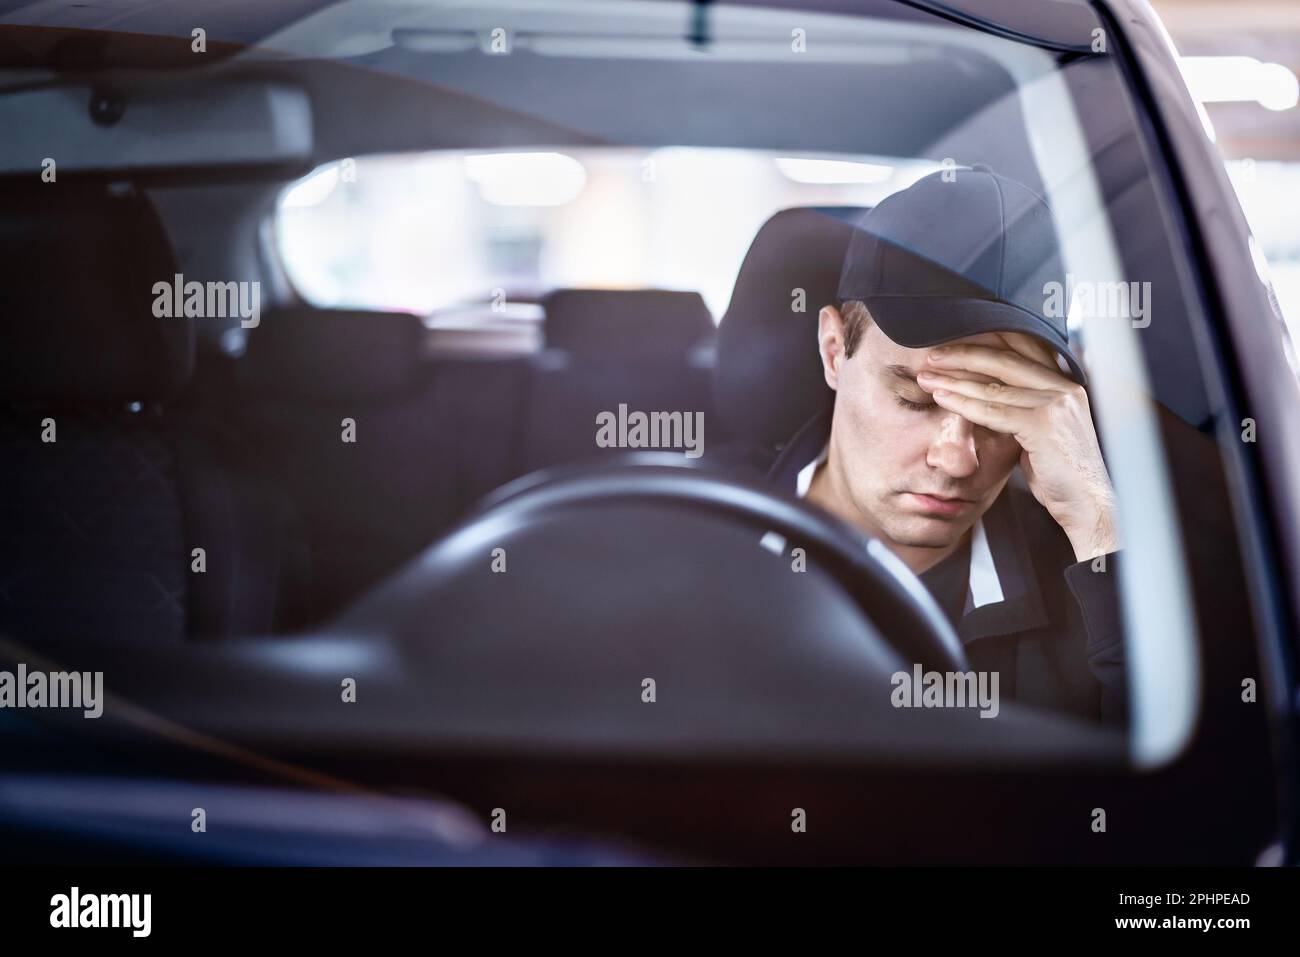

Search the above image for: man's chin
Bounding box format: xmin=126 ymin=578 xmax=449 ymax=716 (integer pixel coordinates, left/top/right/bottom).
xmin=885 ymin=515 xmax=971 ymax=550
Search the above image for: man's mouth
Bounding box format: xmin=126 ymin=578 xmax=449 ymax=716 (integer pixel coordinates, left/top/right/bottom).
xmin=902 ymin=492 xmax=977 ymax=518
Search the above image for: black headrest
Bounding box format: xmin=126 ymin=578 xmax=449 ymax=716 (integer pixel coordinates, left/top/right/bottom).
xmin=239 ymin=307 xmax=428 ymax=402
xmin=541 ymin=288 xmax=712 ymax=356
xmin=0 ymin=182 xmax=193 ymax=402
xmin=713 ymin=207 xmax=862 ymax=447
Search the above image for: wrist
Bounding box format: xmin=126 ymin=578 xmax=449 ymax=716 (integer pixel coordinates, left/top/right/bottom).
xmin=1062 ymin=497 xmax=1119 ymax=562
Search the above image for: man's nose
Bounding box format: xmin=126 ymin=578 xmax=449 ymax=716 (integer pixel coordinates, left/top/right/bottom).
xmin=926 ymin=411 xmax=979 ymax=478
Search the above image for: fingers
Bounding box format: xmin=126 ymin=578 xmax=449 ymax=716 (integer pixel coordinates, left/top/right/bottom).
xmin=994 ymin=331 xmax=1060 ymax=371
xmin=927 ymin=387 xmax=1031 ymax=436
xmin=925 ymin=342 xmax=1072 ymax=392
xmin=916 ymin=369 xmax=1052 ymax=409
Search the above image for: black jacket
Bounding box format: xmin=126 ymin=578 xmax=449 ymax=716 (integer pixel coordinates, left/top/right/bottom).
xmin=765 ymin=411 xmax=1127 ymax=725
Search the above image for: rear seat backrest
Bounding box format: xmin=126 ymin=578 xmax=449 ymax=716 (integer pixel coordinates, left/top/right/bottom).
xmin=237 ymin=307 xmax=429 ymax=403
xmin=523 ymin=288 xmax=717 ymax=471
xmin=542 ymin=288 xmax=713 ymax=357
xmin=237 ymin=307 xmax=532 ymax=624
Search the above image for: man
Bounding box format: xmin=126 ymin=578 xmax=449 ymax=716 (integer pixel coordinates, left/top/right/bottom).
xmin=770 ymin=167 xmax=1125 ymax=724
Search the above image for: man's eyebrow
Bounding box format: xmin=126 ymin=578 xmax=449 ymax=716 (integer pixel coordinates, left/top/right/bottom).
xmin=884 ymin=363 xmax=920 ymax=384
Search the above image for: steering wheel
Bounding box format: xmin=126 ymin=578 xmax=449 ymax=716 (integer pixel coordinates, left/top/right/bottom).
xmin=382 ymin=460 xmax=968 ymax=676
xmin=47 ymin=458 xmax=973 ymax=761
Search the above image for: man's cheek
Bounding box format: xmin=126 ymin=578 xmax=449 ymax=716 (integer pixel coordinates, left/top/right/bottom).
xmin=837 ymin=391 xmax=888 ymax=443
xmin=982 ymin=438 xmax=1022 ymax=483
xmin=864 ymin=407 xmax=917 ymax=459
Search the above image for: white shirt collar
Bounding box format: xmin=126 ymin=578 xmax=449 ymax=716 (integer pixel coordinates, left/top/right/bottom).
xmin=794 ymin=443 xmax=828 ymax=499
xmin=790 ymin=443 xmax=1005 ymax=612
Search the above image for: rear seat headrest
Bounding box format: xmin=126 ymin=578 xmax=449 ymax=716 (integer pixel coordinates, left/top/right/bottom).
xmin=542 ymin=289 xmax=713 ymax=356
xmin=713 ymin=207 xmax=862 ymax=448
xmin=239 ymin=307 xmax=428 ymax=402
xmin=0 ymin=182 xmax=193 ymax=402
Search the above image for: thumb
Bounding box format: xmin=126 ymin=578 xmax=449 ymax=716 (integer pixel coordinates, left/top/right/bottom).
xmin=1019 ymin=447 xmax=1037 ymax=488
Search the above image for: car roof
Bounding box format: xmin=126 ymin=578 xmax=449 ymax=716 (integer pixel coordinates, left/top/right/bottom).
xmin=0 ymin=0 xmax=1101 ymax=167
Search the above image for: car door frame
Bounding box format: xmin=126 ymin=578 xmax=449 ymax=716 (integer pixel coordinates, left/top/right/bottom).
xmin=1097 ymin=0 xmax=1300 ymax=863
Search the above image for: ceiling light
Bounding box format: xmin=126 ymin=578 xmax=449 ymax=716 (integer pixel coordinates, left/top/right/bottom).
xmin=1179 ymin=56 xmax=1299 ymax=111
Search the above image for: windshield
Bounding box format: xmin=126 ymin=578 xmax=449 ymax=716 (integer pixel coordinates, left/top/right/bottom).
xmin=1 ymin=0 xmax=1268 ymax=868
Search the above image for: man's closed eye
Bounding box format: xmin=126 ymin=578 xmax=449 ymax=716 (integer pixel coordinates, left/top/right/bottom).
xmin=896 ymin=394 xmax=937 ymax=412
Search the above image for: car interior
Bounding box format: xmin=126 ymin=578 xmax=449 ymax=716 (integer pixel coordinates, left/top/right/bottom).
xmin=0 ymin=0 xmax=1288 ymax=866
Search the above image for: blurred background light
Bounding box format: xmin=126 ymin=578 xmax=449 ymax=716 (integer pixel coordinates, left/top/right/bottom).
xmin=463 ymin=152 xmax=587 ymax=207
xmin=281 ymin=164 xmax=339 ymax=208
xmin=774 ymin=157 xmax=894 ymax=184
xmin=1179 ymin=55 xmax=1299 ymax=111
xmin=1154 ymin=0 xmax=1300 ymax=344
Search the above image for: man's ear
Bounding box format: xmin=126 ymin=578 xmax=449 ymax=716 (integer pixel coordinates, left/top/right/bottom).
xmin=817 ymin=304 xmax=847 ymax=390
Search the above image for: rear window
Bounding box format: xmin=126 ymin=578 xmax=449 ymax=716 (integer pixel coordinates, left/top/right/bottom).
xmin=276 ymin=148 xmax=941 ymax=317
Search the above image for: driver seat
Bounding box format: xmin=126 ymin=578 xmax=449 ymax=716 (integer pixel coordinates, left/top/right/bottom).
xmin=711 ymin=206 xmax=863 ymax=470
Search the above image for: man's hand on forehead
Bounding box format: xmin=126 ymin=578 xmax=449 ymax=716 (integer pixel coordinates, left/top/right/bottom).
xmin=913 ymin=331 xmax=1119 ymax=563
xmin=917 ymin=332 xmax=1058 ymax=386
xmin=916 ymin=337 xmax=1071 ymax=410
xmin=993 ymin=331 xmax=1060 ymax=371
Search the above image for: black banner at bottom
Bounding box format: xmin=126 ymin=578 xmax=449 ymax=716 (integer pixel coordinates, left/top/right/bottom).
xmin=0 ymin=865 xmax=1290 ymax=942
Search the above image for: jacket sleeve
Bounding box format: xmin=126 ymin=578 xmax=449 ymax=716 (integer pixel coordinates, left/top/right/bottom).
xmin=1062 ymin=551 xmax=1127 ymax=724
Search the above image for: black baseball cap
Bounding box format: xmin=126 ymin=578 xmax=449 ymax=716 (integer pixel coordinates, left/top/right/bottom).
xmin=837 ymin=165 xmax=1086 ymax=385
